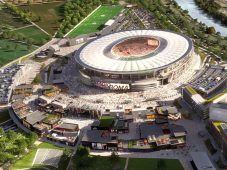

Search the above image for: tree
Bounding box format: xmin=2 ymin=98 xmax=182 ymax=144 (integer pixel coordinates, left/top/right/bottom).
xmin=0 ymin=128 xmax=5 ymax=137
xmin=27 ymin=132 xmax=38 ymax=147
xmin=15 ymin=139 xmax=27 ymax=155
xmin=7 ymin=130 xmax=17 ymax=143
xmin=64 ymin=148 xmax=72 ymax=157
xmin=206 ymin=26 xmax=216 ymax=34
xmin=27 ymin=0 xmax=33 ymax=6
xmin=27 ymin=44 xmax=32 ymax=50
xmin=14 ymin=44 xmax=19 ymax=50
xmin=109 ymin=151 xmax=120 ymax=163
xmin=76 ymin=146 xmax=90 ymax=157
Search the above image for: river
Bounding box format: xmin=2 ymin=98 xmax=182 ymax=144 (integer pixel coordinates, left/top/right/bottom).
xmin=174 ymin=0 xmax=227 ymax=37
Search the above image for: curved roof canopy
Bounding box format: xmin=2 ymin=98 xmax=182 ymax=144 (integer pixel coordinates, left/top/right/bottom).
xmin=75 ymin=30 xmax=193 ymax=74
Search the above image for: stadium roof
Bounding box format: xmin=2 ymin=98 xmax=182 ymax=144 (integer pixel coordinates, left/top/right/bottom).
xmin=75 ymin=30 xmax=193 ymax=74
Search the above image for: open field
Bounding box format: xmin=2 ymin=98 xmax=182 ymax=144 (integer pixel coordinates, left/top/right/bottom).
xmin=0 ymin=109 xmax=10 ymax=123
xmin=72 ymin=155 xmax=126 ymax=170
xmin=0 ymin=39 xmax=36 ymax=67
xmin=127 ymin=158 xmax=184 ymax=170
xmin=13 ymin=25 xmax=50 ymax=45
xmin=68 ymin=5 xmax=123 ymax=38
xmin=71 ymin=154 xmax=184 ymax=170
xmin=20 ymin=2 xmax=64 ymax=35
xmin=11 ymin=142 xmax=69 ymax=170
xmin=0 ymin=4 xmax=29 ymax=32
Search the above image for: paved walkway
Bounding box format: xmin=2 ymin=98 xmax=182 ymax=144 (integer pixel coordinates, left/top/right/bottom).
xmin=124 ymin=157 xmax=129 ymax=170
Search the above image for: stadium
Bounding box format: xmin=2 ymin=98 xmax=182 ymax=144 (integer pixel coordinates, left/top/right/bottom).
xmin=75 ymin=30 xmax=195 ymax=91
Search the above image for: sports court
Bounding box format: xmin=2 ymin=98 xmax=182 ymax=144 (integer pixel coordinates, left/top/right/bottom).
xmin=68 ymin=5 xmax=123 ymax=37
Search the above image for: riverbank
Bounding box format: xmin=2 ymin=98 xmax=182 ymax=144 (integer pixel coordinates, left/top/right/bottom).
xmin=127 ymin=0 xmax=227 ymax=61
xmin=194 ymin=0 xmax=227 ymax=25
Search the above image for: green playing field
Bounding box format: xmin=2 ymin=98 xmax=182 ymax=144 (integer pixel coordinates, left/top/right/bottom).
xmin=68 ymin=5 xmax=123 ymax=38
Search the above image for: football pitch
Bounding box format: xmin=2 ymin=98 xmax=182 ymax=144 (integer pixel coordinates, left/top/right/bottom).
xmin=68 ymin=5 xmax=123 ymax=38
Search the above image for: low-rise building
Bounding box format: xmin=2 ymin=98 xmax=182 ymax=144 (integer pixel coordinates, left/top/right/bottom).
xmin=209 ymin=94 xmax=227 ymax=122
xmin=190 ymin=152 xmax=215 ymax=170
xmin=48 ymin=123 xmax=79 ymax=146
xmin=81 ymin=130 xmax=118 ymax=151
xmin=82 ymin=116 xmax=187 ymax=151
xmin=182 ymin=85 xmax=208 ymax=119
xmin=13 ymin=84 xmax=33 ymax=96
xmin=42 ymin=85 xmax=61 ymax=97
xmin=22 ymin=111 xmax=47 ymax=135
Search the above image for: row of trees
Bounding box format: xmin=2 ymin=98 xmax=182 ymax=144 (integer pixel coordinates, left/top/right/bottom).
xmin=5 ymin=2 xmax=43 ymax=23
xmin=5 ymin=3 xmax=32 ymax=23
xmin=56 ymin=0 xmax=118 ymax=37
xmin=195 ymin=0 xmax=227 ymax=24
xmin=0 ymin=128 xmax=38 ymax=166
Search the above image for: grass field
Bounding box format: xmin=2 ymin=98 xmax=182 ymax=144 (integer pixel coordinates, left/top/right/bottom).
xmin=12 ymin=142 xmax=69 ymax=170
xmin=20 ymin=2 xmax=64 ymax=35
xmin=13 ymin=25 xmax=50 ymax=45
xmin=0 ymin=109 xmax=10 ymax=123
xmin=71 ymin=154 xmax=184 ymax=170
xmin=68 ymin=5 xmax=123 ymax=38
xmin=72 ymin=155 xmax=126 ymax=170
xmin=0 ymin=39 xmax=36 ymax=67
xmin=127 ymin=158 xmax=184 ymax=170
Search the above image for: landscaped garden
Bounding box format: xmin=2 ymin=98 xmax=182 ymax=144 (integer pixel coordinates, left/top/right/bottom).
xmin=68 ymin=5 xmax=123 ymax=37
xmin=14 ymin=26 xmax=50 ymax=45
xmin=0 ymin=4 xmax=29 ymax=32
xmin=0 ymin=129 xmax=38 ymax=169
xmin=13 ymin=25 xmax=50 ymax=45
xmin=70 ymin=146 xmax=184 ymax=170
xmin=11 ymin=141 xmax=72 ymax=170
xmin=0 ymin=3 xmax=52 ymax=67
xmin=0 ymin=39 xmax=36 ymax=67
xmin=20 ymin=1 xmax=65 ymax=35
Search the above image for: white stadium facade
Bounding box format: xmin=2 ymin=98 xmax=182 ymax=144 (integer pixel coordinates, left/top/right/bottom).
xmin=75 ymin=30 xmax=195 ymax=91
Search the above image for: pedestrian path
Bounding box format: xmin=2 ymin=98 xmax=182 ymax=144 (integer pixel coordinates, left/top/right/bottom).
xmin=124 ymin=157 xmax=129 ymax=170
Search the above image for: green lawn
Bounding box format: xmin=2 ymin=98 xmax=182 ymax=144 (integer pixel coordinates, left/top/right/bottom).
xmin=72 ymin=155 xmax=126 ymax=170
xmin=13 ymin=25 xmax=50 ymax=45
xmin=20 ymin=2 xmax=64 ymax=35
xmin=0 ymin=109 xmax=11 ymax=123
xmin=11 ymin=142 xmax=68 ymax=170
xmin=127 ymin=158 xmax=184 ymax=170
xmin=68 ymin=5 xmax=123 ymax=38
xmin=0 ymin=39 xmax=36 ymax=67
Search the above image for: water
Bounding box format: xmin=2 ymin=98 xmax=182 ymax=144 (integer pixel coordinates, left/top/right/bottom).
xmin=175 ymin=0 xmax=227 ymax=37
